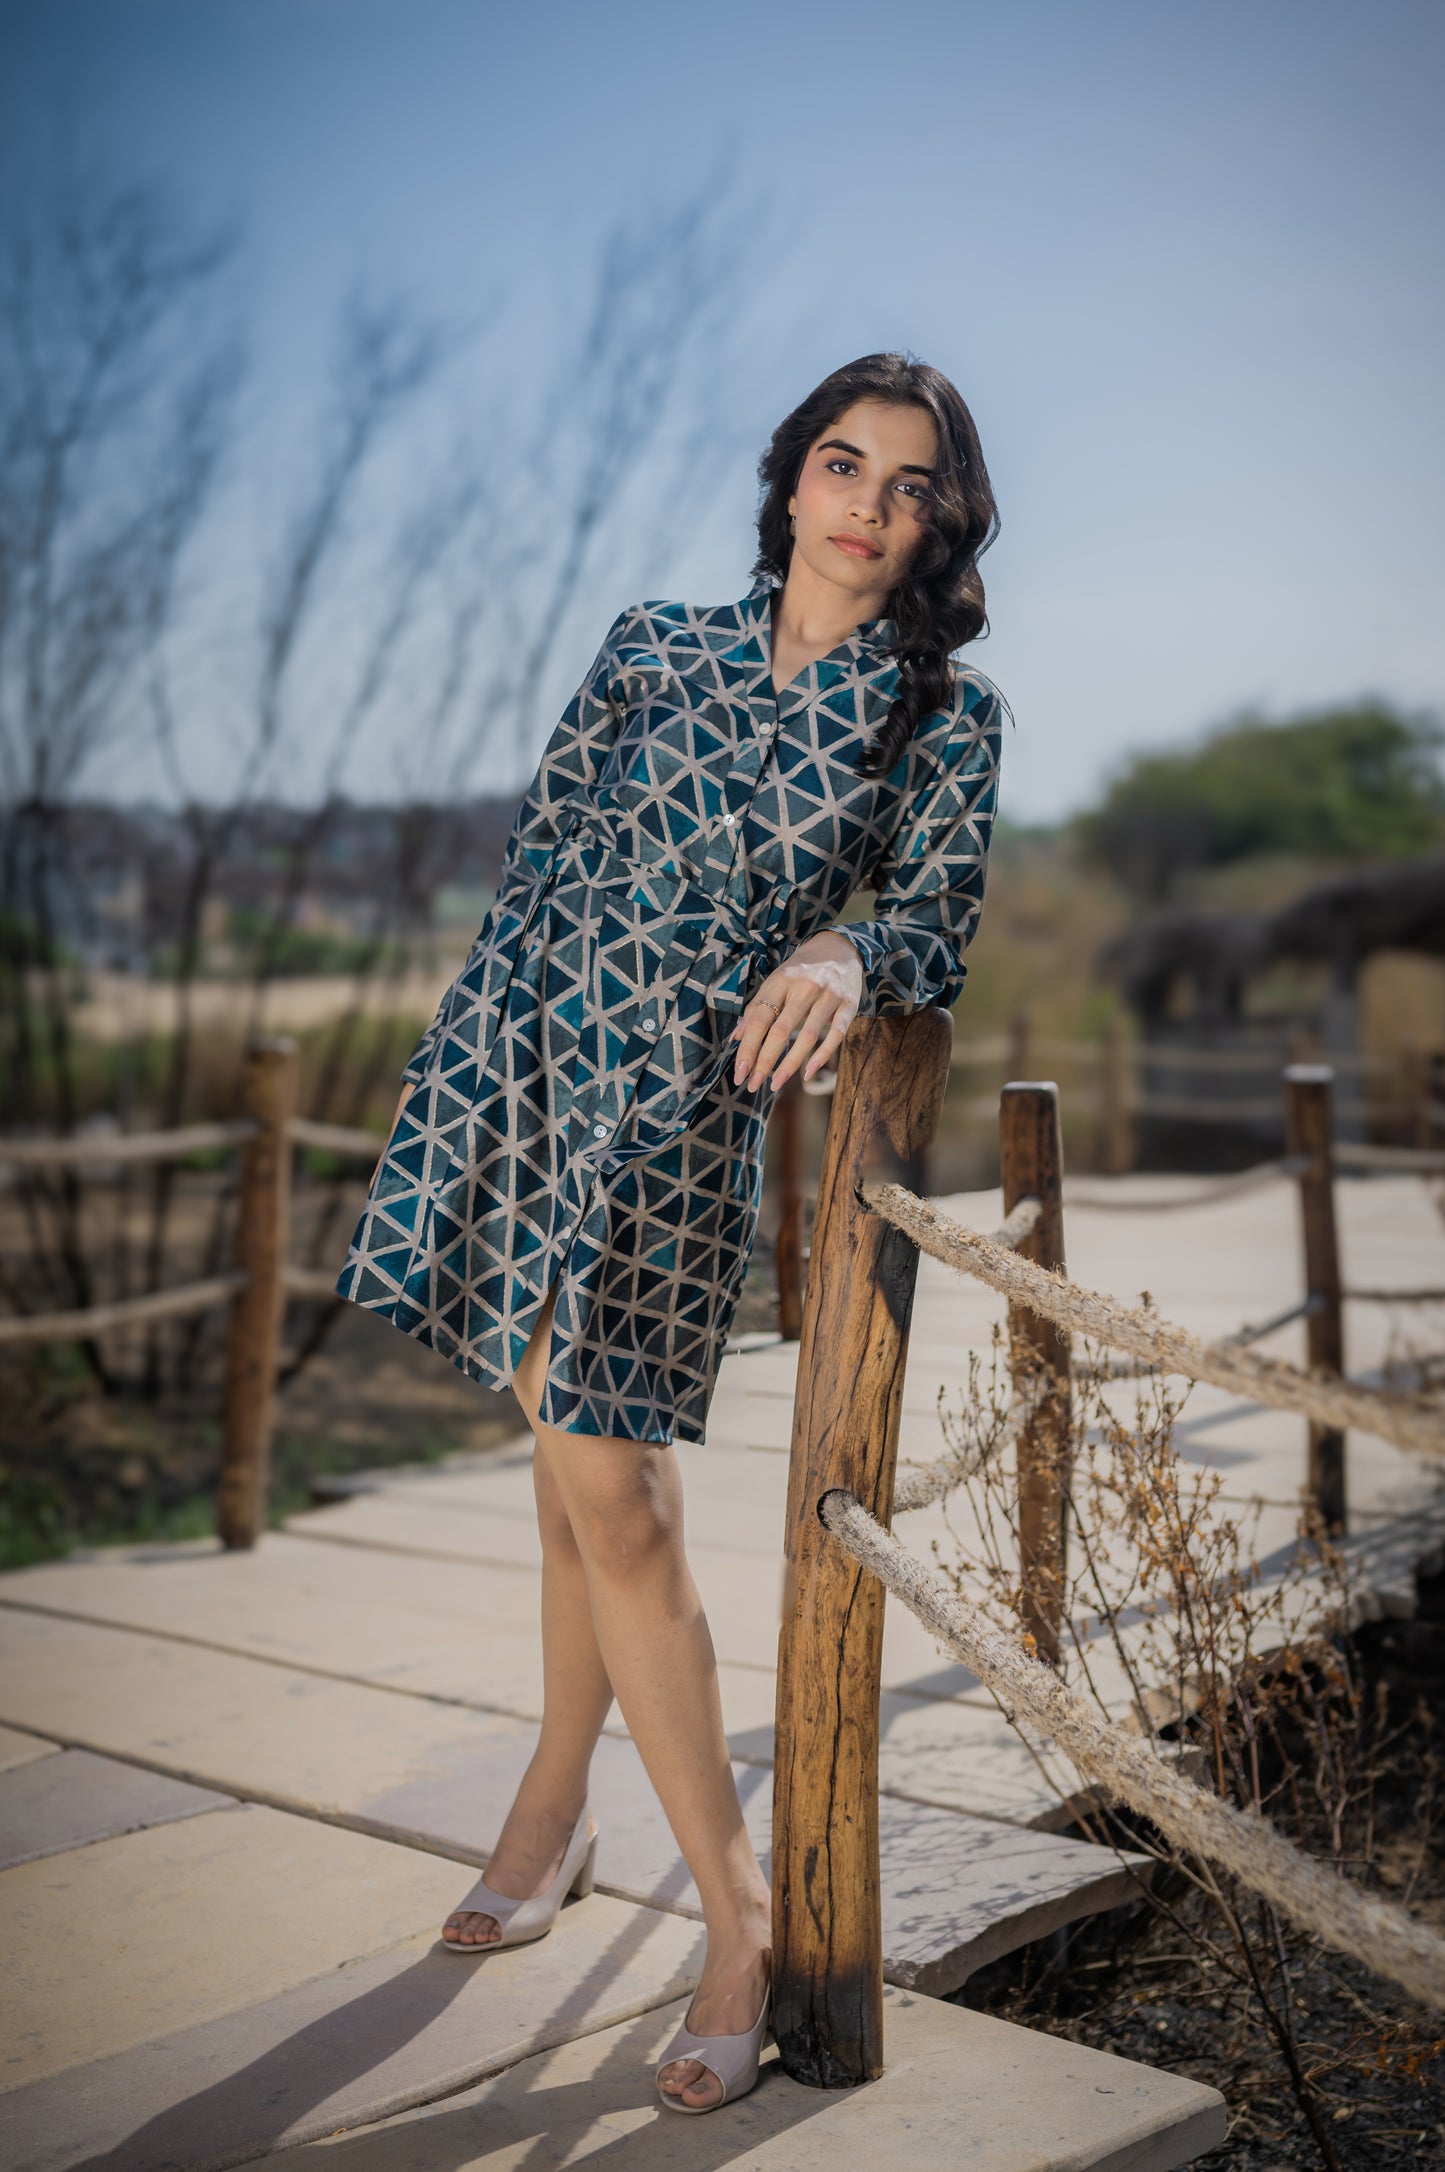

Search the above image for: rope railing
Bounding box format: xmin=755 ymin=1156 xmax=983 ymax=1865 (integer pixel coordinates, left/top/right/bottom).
xmin=818 ymin=1488 xmax=1445 ymax=2013
xmin=1063 ymin=1155 xmax=1312 ymax=1213
xmin=893 ymin=1413 xmax=1022 ymax=1514
xmin=0 ymin=1271 xmax=249 ymax=1346
xmin=987 ymin=1028 xmax=1397 ymax=1078
xmin=1131 ymin=1090 xmax=1286 ymax=1125
xmin=1347 ymin=1284 xmax=1445 ymax=1305
xmin=1093 ymin=1293 xmax=1323 ymax=1381
xmin=0 ymin=1042 xmax=367 ymax=1548
xmin=773 ymin=1036 xmax=1445 ymax=2082
xmin=287 ymin=1114 xmax=387 ymax=1160
xmin=1334 ymin=1140 xmax=1445 ymax=1175
xmin=987 ymin=1195 xmax=1042 ymax=1250
xmin=860 ymin=1181 xmax=1445 ymax=1461
xmin=0 ymin=1118 xmax=258 ymax=1169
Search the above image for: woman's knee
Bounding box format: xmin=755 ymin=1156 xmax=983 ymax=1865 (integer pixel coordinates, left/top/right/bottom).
xmin=540 ymin=1437 xmax=683 ymax=1579
xmin=532 ymin=1441 xmax=584 ymax=1556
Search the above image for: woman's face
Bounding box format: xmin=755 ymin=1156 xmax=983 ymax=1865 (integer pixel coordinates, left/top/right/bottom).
xmin=787 ymin=397 xmax=937 ymax=605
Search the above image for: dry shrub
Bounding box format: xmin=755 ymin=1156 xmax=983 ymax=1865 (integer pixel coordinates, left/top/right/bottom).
xmin=911 ymin=1326 xmax=1445 ymax=2168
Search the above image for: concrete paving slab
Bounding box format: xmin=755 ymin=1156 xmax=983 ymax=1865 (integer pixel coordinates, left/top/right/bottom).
xmin=0 ymin=1561 xmax=1065 ymax=1828
xmin=0 ymin=1517 xmax=1001 ymax=1743
xmin=0 ymin=1606 xmax=538 ymax=1823
xmin=0 ymin=1901 xmax=703 ymax=2172
xmin=617 ymin=1760 xmax=1144 ymax=1990
xmin=0 ymin=1612 xmax=1140 ymax=1996
xmin=291 ymin=1494 xmax=547 ymax=1572
xmin=0 ymin=1725 xmax=58 ymax=1775
xmin=233 ymin=1983 xmax=1225 ymax=2172
xmin=289 ymin=1472 xmax=1000 ymax=1709
xmin=363 ymin=1725 xmax=1138 ymax=1988
xmin=0 ymin=1542 xmax=597 ymax=1732
xmin=0 ymin=1748 xmax=234 ymax=1870
xmin=295 ymin=1440 xmax=797 ymax=1565
xmin=734 ymin=1693 xmax=1078 ymax=1829
xmin=0 ymin=1803 xmax=479 ymax=2091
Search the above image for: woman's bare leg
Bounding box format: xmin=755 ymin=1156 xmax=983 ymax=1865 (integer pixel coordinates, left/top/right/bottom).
xmin=444 ymin=1276 xmax=772 ymax=2108
xmin=442 ymin=1280 xmax=614 ymax=1949
xmin=531 ymin=1412 xmax=771 ymax=2110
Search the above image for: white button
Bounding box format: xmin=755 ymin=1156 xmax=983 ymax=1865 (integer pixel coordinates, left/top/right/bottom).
xmin=592 ymin=1123 xmax=608 ymax=1138
xmin=640 ymin=1017 xmax=658 ymax=1035
xmin=761 ymin=722 xmax=775 ymax=735
xmin=723 ymin=813 xmax=736 ymax=827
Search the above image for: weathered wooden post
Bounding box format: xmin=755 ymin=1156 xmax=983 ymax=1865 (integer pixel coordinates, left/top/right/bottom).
xmin=1410 ymin=1048 xmax=1445 ymax=1149
xmin=772 ymin=1007 xmax=952 ymax=2087
xmin=1001 ymin=1081 xmax=1072 ymax=1667
xmin=218 ymin=1037 xmax=299 ymax=1549
xmin=774 ymin=1070 xmax=804 ymax=1342
xmin=1283 ymin=1064 xmax=1346 ymax=1536
xmin=1098 ymin=1011 xmax=1135 ymax=1175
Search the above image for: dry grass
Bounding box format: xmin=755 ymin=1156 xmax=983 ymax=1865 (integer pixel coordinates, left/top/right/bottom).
xmin=926 ymin=1335 xmax=1445 ymax=2168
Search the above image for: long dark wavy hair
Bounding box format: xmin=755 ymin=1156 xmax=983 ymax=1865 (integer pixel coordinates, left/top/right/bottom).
xmin=752 ymin=351 xmax=1000 ymax=777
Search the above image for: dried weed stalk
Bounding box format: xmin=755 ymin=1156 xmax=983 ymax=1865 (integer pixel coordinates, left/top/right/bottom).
xmin=903 ymin=1322 xmax=1444 ymax=2167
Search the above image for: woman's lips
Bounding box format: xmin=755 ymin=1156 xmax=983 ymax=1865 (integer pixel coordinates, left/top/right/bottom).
xmin=829 ymin=534 xmax=883 ymax=560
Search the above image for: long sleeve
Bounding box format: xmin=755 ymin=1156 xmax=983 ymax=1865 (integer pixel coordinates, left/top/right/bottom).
xmin=833 ymin=674 xmax=1004 ymax=1017
xmin=493 ymin=603 xmax=637 ymax=898
xmin=400 ymin=604 xmax=635 ymax=1084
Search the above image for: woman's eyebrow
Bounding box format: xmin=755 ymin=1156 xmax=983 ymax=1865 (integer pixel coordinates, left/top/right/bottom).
xmin=818 ymin=436 xmax=935 ymax=477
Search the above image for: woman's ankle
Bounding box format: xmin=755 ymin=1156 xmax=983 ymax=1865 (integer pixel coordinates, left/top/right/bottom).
xmin=511 ymin=1767 xmax=590 ymax=1824
xmin=698 ymin=1901 xmax=772 ymax=1963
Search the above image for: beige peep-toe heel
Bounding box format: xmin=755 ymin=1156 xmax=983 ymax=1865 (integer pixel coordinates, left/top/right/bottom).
xmin=655 ymin=1980 xmax=773 ymax=2113
xmin=441 ymin=1801 xmax=598 ymax=1953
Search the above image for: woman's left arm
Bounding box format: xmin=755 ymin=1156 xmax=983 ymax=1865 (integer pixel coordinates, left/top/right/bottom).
xmin=732 ymin=679 xmax=1005 ymax=1093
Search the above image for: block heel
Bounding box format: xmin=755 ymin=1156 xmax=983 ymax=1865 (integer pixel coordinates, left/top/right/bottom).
xmin=569 ymin=1827 xmax=599 ymax=1899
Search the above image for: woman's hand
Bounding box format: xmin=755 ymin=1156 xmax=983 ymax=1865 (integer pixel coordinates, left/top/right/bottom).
xmin=730 ymin=930 xmax=863 ymax=1094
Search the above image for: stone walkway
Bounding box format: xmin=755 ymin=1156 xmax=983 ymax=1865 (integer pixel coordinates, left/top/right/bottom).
xmin=2 ymin=1170 xmax=1441 ymax=2169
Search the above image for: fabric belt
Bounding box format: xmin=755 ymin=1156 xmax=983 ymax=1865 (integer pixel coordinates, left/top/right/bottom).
xmin=512 ymin=803 xmax=783 ymax=1016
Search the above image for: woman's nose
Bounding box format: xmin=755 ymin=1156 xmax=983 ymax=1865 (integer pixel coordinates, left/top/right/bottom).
xmin=847 ymin=483 xmax=887 ymax=525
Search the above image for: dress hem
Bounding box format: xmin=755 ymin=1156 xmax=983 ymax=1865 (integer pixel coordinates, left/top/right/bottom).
xmin=337 ymin=1274 xmax=701 ymax=1449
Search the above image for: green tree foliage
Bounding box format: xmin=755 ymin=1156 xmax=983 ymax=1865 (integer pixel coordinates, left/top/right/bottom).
xmin=1073 ymin=701 xmax=1445 ymax=902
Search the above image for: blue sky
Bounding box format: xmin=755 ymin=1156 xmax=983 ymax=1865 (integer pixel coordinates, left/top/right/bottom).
xmin=4 ymin=0 xmax=1442 ymax=822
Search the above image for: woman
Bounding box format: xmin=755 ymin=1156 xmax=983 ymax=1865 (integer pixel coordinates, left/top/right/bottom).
xmin=334 ymin=351 xmax=1006 ymax=2113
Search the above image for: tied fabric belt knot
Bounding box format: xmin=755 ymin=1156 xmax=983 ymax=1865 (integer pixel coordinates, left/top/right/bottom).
xmin=549 ymin=804 xmax=785 ymax=1017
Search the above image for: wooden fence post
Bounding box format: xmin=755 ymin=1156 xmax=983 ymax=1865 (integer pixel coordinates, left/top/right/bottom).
xmin=774 ymin=1071 xmax=804 ymax=1342
xmin=1001 ymin=1082 xmax=1072 ymax=1667
xmin=1098 ymin=1012 xmax=1135 ymax=1175
xmin=1283 ymin=1064 xmax=1346 ymax=1536
xmin=772 ymin=1007 xmax=953 ymax=2088
xmin=218 ymin=1037 xmax=299 ymax=1550
xmin=1410 ymin=1048 xmax=1445 ymax=1149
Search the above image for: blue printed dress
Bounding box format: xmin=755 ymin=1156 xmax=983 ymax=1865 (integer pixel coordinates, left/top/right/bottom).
xmin=334 ymin=572 xmax=1004 ymax=1444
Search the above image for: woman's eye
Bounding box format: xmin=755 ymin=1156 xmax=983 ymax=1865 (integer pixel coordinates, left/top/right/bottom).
xmin=825 ymin=458 xmax=856 ymax=476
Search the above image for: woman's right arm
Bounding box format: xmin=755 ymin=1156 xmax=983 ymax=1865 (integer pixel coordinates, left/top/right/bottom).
xmin=492 ymin=602 xmax=637 ymax=893
xmin=396 ymin=603 xmax=636 ymax=1087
